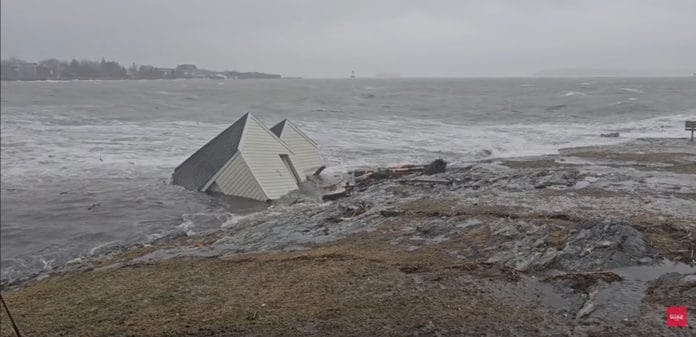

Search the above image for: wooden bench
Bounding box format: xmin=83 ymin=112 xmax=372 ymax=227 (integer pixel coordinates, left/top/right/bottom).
xmin=687 ymin=121 xmax=696 ymax=141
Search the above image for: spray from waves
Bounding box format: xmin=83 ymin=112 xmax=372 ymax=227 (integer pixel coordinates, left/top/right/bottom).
xmin=303 ymin=111 xmax=694 ymax=173
xmin=220 ymin=211 xmax=283 ymax=228
xmin=0 ymin=118 xmax=226 ymax=181
xmin=607 ymin=111 xmax=695 ymax=137
xmin=1 ymin=209 xmax=238 ymax=283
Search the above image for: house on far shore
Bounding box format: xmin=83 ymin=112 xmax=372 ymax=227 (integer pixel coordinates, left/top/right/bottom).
xmin=172 ymin=113 xmax=322 ymax=201
xmin=1 ymin=61 xmax=39 ymax=80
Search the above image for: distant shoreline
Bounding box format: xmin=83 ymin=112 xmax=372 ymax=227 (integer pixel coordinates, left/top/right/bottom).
xmin=0 ymin=77 xmax=286 ymax=82
xmin=1 ymin=58 xmax=282 ymax=81
xmin=2 ymin=75 xmax=694 ymax=82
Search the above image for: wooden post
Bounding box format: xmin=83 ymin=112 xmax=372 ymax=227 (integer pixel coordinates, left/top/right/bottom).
xmin=687 ymin=121 xmax=696 ymax=142
xmin=1 ymin=294 xmax=22 ymax=337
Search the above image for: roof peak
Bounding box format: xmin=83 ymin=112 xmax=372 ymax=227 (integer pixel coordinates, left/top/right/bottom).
xmin=269 ymin=119 xmax=287 ymax=137
xmin=171 ymin=112 xmax=249 ymax=191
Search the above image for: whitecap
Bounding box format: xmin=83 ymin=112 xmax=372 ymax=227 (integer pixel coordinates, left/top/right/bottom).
xmin=40 ymin=257 xmax=55 ymax=269
xmin=89 ymin=241 xmax=118 ymax=255
xmin=619 ymin=87 xmax=644 ymax=94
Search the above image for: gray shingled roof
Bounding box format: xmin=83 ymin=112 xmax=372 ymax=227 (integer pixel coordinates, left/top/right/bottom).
xmin=269 ymin=119 xmax=287 ymax=137
xmin=270 ymin=119 xmax=318 ymax=148
xmin=172 ymin=113 xmax=249 ymax=191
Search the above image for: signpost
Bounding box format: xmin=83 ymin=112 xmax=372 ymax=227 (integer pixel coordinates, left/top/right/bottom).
xmin=686 ymin=121 xmax=696 ymax=141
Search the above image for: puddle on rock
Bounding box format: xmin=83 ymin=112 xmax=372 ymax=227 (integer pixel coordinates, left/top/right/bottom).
xmin=612 ymin=260 xmax=696 ymax=282
xmin=584 ymin=260 xmax=696 ymax=322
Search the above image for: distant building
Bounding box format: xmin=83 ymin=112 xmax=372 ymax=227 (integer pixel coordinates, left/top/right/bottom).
xmin=176 ymin=64 xmax=198 ymax=71
xmin=172 ymin=113 xmax=323 ymax=201
xmin=175 ymin=64 xmax=200 ymax=78
xmin=1 ymin=61 xmax=38 ymax=80
xmin=156 ymin=68 xmax=175 ymax=78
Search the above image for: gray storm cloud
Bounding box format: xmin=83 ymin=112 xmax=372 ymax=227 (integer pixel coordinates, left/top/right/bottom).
xmin=1 ymin=0 xmax=695 ymax=77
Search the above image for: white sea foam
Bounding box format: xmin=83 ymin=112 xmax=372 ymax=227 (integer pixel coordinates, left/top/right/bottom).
xmin=303 ymin=112 xmax=693 ymax=173
xmin=40 ymin=257 xmax=55 ymax=269
xmin=178 ymin=219 xmax=196 ymax=236
xmin=619 ymin=87 xmax=645 ymax=94
xmin=89 ymin=241 xmax=118 ymax=255
xmin=563 ymin=91 xmax=587 ymax=97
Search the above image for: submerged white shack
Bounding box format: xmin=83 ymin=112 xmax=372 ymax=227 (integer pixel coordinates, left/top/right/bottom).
xmin=172 ymin=113 xmax=322 ymax=201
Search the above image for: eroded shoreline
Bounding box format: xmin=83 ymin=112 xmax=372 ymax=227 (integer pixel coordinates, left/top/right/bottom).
xmin=1 ymin=138 xmax=695 ymax=336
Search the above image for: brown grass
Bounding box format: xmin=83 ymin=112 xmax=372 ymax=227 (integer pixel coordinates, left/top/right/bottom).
xmin=1 ymin=228 xmax=556 ymax=337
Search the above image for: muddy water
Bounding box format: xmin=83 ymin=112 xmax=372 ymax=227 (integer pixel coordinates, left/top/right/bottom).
xmin=587 ymin=261 xmax=696 ymax=321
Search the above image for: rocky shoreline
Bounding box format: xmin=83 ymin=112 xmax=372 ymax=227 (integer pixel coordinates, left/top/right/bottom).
xmin=1 ymin=138 xmax=695 ymax=336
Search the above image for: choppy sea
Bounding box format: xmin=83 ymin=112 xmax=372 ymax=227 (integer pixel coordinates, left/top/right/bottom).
xmin=2 ymin=78 xmax=695 ymax=282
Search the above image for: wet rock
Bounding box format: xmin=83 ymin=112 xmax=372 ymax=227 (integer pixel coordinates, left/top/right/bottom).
xmin=339 ymin=201 xmax=371 ymax=218
xmin=555 ymin=222 xmax=648 ymax=271
xmin=423 ymin=159 xmax=447 ymax=175
xmin=544 ymin=272 xmax=623 ymax=294
xmin=488 ymin=221 xmax=649 ymax=272
xmin=327 ymin=202 xmax=371 ymax=222
xmin=415 ymin=221 xmax=453 ymax=239
xmin=380 ymin=208 xmax=402 ymax=217
xmin=596 ymin=240 xmax=614 ymax=248
xmin=645 ymin=272 xmax=696 ymax=306
xmin=638 ymin=257 xmax=653 ymax=264
xmin=576 ymin=294 xmax=597 ymax=319
xmin=679 ymin=274 xmax=696 ymax=287
xmin=532 ymin=169 xmax=580 ymax=189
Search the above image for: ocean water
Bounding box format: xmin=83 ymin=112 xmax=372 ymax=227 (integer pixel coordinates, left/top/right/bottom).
xmin=1 ymin=78 xmax=695 ymax=282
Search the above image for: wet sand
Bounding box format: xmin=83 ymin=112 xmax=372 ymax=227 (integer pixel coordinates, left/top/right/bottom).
xmin=2 ymin=138 xmax=695 ymax=336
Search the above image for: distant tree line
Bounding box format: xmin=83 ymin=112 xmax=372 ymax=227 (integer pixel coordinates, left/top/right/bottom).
xmin=1 ymin=57 xmax=127 ymax=80
xmin=1 ymin=57 xmax=281 ymax=81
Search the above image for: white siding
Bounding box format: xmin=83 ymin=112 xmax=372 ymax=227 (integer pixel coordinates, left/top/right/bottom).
xmin=278 ymin=124 xmax=322 ymax=177
xmin=212 ymin=153 xmax=267 ymax=201
xmin=239 ymin=117 xmax=299 ymax=199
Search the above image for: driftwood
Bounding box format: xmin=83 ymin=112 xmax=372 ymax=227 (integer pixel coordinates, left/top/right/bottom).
xmin=321 ymin=159 xmax=448 ymax=201
xmin=322 ymin=187 xmax=350 ymax=201
xmin=313 ymin=165 xmax=326 ymax=176
xmin=398 ymin=178 xmax=451 ymax=185
xmin=352 ymin=159 xmax=447 ymax=183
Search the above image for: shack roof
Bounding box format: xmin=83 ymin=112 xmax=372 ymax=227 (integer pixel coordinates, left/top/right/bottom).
xmin=172 ymin=113 xmax=248 ymax=190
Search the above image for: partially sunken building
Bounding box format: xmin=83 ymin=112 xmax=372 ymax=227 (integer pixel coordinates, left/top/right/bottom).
xmin=172 ymin=113 xmax=322 ymax=201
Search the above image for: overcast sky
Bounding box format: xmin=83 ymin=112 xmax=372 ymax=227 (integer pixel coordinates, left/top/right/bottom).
xmin=2 ymin=0 xmax=695 ymax=77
